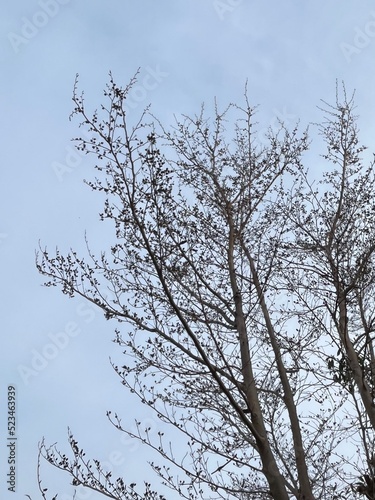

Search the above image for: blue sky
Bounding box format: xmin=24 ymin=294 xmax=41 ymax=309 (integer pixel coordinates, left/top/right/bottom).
xmin=1 ymin=1 xmax=375 ymax=498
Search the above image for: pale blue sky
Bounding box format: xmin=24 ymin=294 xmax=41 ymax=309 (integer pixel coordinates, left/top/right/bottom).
xmin=1 ymin=1 xmax=375 ymax=498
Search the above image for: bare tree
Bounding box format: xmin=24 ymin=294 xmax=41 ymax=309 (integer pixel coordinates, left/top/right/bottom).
xmin=35 ymin=76 xmax=375 ymax=499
